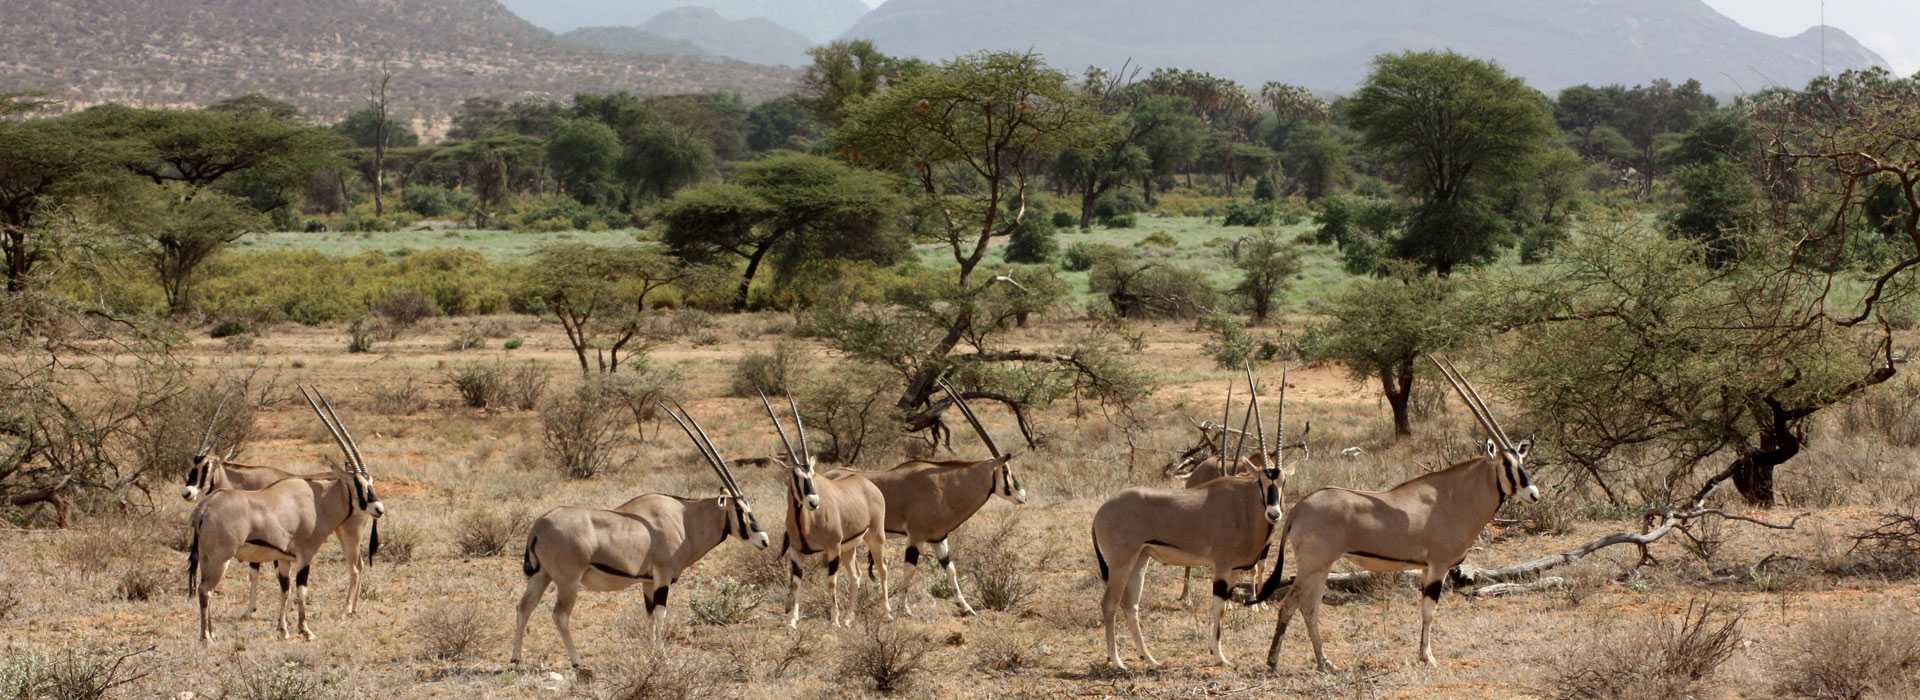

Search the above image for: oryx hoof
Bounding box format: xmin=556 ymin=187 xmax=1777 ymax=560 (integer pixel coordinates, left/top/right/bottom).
xmin=958 ymin=605 xmax=978 ymax=617
xmin=572 ymin=665 xmax=594 ymax=681
xmin=1108 ymin=657 xmax=1128 ymax=672
xmin=1421 ymin=653 xmax=1437 ymax=667
xmin=1315 ymin=659 xmax=1339 ymax=673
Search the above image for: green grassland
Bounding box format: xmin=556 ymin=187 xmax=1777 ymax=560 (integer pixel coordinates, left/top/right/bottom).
xmin=235 ymin=228 xmax=653 ymax=262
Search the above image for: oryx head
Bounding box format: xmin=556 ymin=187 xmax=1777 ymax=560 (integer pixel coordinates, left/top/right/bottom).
xmin=666 ymin=401 xmax=772 ymax=550
xmin=939 ymin=380 xmax=1026 ymax=505
xmin=182 ymin=395 xmax=233 ymax=501
xmin=758 ymin=389 xmax=820 ymax=510
xmin=1432 ymin=355 xmax=1540 ymax=503
xmin=1231 ymin=361 xmax=1291 ymax=523
xmin=301 ymin=386 xmax=387 ymax=519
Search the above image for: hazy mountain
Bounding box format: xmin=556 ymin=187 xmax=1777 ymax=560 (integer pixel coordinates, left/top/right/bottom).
xmin=559 ymin=26 xmax=711 ymax=58
xmin=640 ymin=7 xmax=816 ymax=67
xmin=0 ymin=0 xmax=798 ymax=134
xmin=846 ymin=0 xmax=1891 ymax=94
xmin=499 ymin=0 xmax=869 ymax=42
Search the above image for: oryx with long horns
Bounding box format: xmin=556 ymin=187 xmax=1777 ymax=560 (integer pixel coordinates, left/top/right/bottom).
xmin=1172 ymin=376 xmax=1310 ymax=603
xmin=182 ymin=398 xmax=378 ymax=617
xmin=1257 ymin=355 xmax=1538 ymax=671
xmin=1091 ymin=363 xmax=1293 ymax=669
xmin=861 ymin=380 xmax=1026 ymax=617
xmin=510 ymin=402 xmax=770 ymax=670
xmin=186 ymin=387 xmax=386 ymax=643
xmin=762 ymin=391 xmax=891 ymax=628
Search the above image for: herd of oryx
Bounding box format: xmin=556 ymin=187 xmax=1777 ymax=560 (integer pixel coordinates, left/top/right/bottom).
xmin=178 ymin=356 xmax=1537 ymax=675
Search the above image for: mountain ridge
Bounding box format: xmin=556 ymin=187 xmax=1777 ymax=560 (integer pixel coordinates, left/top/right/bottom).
xmin=844 ymin=0 xmax=1890 ymax=94
xmin=499 ymin=0 xmax=869 ymax=42
xmin=640 ymin=7 xmax=817 ymax=67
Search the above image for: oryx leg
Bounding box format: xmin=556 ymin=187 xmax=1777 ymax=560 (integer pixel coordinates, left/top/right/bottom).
xmin=826 ymin=555 xmax=844 ymax=628
xmin=335 ymin=520 xmax=365 ymax=616
xmin=273 ymin=560 xmax=293 ymax=640
xmin=784 ymin=556 xmax=803 ymax=629
xmin=1295 ymin=570 xmax=1336 ymax=672
xmin=868 ymin=529 xmax=891 ymax=620
xmin=934 ymin=537 xmax=971 ymax=617
xmin=246 ymin=562 xmax=261 ymax=617
xmin=898 ymin=541 xmax=925 ymax=617
xmin=1099 ymin=548 xmax=1141 ymax=670
xmin=196 ymin=558 xmax=231 ymax=644
xmin=294 ymin=562 xmax=314 ymax=641
xmin=1264 ymin=583 xmax=1301 ymax=671
xmin=1418 ymin=565 xmax=1443 ymax=666
xmin=1209 ymin=569 xmax=1233 ymax=666
xmin=1123 ymin=553 xmax=1159 ymax=667
xmin=641 ymin=580 xmax=671 ymax=647
xmin=509 ymin=569 xmax=551 ymax=664
xmin=551 ymin=579 xmax=585 ymax=669
xmin=1179 ymin=566 xmax=1192 ymax=603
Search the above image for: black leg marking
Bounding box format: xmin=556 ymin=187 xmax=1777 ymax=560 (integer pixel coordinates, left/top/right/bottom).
xmin=1212 ymin=579 xmax=1231 ymax=600
xmin=937 ymin=554 xmax=953 ymax=568
xmin=278 ymin=575 xmax=291 ymax=593
xmin=295 ymin=566 xmax=311 ymax=588
xmin=904 ymin=545 xmax=920 ymax=566
xmin=1422 ymin=580 xmax=1442 ymax=602
xmin=826 ymin=558 xmax=841 ymax=577
xmin=650 ymin=586 xmax=669 ymax=611
xmin=249 ymin=562 xmax=261 ymax=572
xmin=789 ymin=560 xmax=803 ymax=580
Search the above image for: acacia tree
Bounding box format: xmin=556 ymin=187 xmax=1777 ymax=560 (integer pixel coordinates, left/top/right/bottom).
xmin=116 ymin=186 xmax=265 ymax=314
xmin=0 ymin=117 xmax=132 ymax=293
xmin=831 ymin=51 xmax=1146 ymax=436
xmin=660 ymin=153 xmax=903 ymax=311
xmin=1347 ymin=51 xmax=1555 ymax=275
xmin=526 ymin=244 xmax=688 ymax=374
xmin=1304 ymin=267 xmax=1465 ymax=438
xmin=1232 ymin=229 xmax=1302 ymax=324
xmin=1058 ymin=67 xmax=1205 ymax=228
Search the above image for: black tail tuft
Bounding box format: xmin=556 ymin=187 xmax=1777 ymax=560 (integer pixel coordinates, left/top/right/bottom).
xmin=866 ymin=550 xmax=876 ymax=581
xmin=1254 ymin=518 xmax=1294 ymax=604
xmin=521 ymin=534 xmax=540 ymax=577
xmin=1092 ymin=525 xmax=1108 ymax=581
xmin=368 ymin=519 xmax=380 ymax=568
xmin=186 ymin=523 xmax=201 ymax=596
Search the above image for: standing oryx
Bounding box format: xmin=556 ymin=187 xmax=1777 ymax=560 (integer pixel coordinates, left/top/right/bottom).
xmin=1092 ymin=364 xmax=1293 ymax=669
xmin=762 ymin=392 xmax=891 ymax=629
xmin=1172 ymin=383 xmax=1309 ymax=603
xmin=183 ymin=414 xmax=377 ymax=617
xmin=510 ymin=403 xmax=770 ymax=671
xmin=861 ymin=381 xmax=1026 ymax=617
xmin=187 ymin=387 xmax=386 ymax=643
xmin=1257 ymin=355 xmax=1539 ymax=672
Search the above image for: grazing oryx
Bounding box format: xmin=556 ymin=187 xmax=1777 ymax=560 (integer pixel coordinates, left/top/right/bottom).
xmin=182 ymin=417 xmax=377 ymax=617
xmin=1257 ymin=355 xmax=1538 ymax=672
xmin=861 ymin=381 xmax=1025 ymax=617
xmin=187 ymin=387 xmax=386 ymax=643
xmin=763 ymin=392 xmax=890 ymax=629
xmin=1092 ymin=364 xmax=1293 ymax=669
xmin=510 ymin=404 xmax=769 ymax=671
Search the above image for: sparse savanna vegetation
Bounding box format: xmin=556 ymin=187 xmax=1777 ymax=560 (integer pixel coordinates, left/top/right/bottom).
xmin=5 ymin=24 xmax=1920 ymax=700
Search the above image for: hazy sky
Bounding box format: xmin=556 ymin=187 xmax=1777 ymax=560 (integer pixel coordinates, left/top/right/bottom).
xmin=1704 ymin=0 xmax=1920 ymax=74
xmin=855 ymin=0 xmax=1916 ymax=75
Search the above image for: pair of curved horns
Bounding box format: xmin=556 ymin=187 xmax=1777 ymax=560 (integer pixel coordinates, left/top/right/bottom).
xmin=938 ymin=379 xmax=1003 ymax=460
xmin=1428 ymin=354 xmax=1513 ymax=452
xmin=756 ymin=389 xmax=812 ymax=468
xmin=663 ymin=401 xmax=743 ymax=499
xmin=196 ymin=395 xmax=231 ymax=458
xmin=299 ymin=386 xmax=366 ymax=475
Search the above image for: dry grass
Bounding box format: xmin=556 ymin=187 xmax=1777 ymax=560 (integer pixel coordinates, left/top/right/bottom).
xmin=1774 ymin=606 xmax=1920 ymax=699
xmin=218 ymin=661 xmax=343 ymax=700
xmin=839 ymin=619 xmax=935 ymax=695
xmin=112 ymin=567 xmax=165 ymax=602
xmin=454 ymin=508 xmax=527 ymax=558
xmin=687 ymin=577 xmax=764 ymax=627
xmin=594 ymin=646 xmax=721 ymax=700
xmin=372 ymin=520 xmax=419 ymax=565
xmin=415 ymin=601 xmax=494 ymax=662
xmin=1547 ymin=599 xmax=1743 ymax=699
xmin=960 ymin=514 xmax=1046 ymax=612
xmin=0 ymin=646 xmax=151 ymax=700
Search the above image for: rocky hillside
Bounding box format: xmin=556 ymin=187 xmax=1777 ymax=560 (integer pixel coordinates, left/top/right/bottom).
xmin=558 ymin=26 xmax=711 ymax=59
xmin=499 ymin=0 xmax=870 ymax=42
xmin=639 ymin=7 xmax=816 ymax=67
xmin=0 ymin=0 xmax=798 ymax=130
xmin=846 ymin=0 xmax=1889 ymax=93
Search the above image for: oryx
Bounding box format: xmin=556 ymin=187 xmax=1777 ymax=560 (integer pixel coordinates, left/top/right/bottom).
xmin=509 ymin=403 xmax=770 ymax=671
xmin=182 ymin=405 xmax=377 ymax=617
xmin=762 ymin=392 xmax=890 ymax=629
xmin=1171 ymin=383 xmax=1309 ymax=603
xmin=1257 ymin=355 xmax=1539 ymax=671
xmin=1092 ymin=364 xmax=1293 ymax=669
xmin=860 ymin=381 xmax=1025 ymax=617
xmin=186 ymin=387 xmax=386 ymax=643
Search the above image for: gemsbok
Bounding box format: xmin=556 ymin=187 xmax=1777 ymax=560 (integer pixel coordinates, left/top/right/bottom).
xmin=1172 ymin=381 xmax=1309 ymax=603
xmin=762 ymin=392 xmax=891 ymax=629
xmin=1092 ymin=365 xmax=1292 ymax=669
xmin=187 ymin=387 xmax=386 ymax=643
xmin=182 ymin=415 xmax=377 ymax=617
xmin=1256 ymin=355 xmax=1538 ymax=672
xmin=862 ymin=380 xmax=1026 ymax=617
xmin=509 ymin=403 xmax=770 ymax=671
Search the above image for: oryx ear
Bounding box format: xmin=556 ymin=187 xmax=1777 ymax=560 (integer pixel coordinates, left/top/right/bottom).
xmin=1280 ymin=464 xmax=1297 ymax=481
xmin=1485 ymin=438 xmax=1498 ymax=458
xmin=717 ymin=495 xmax=731 ymax=506
xmin=1515 ymin=440 xmax=1533 ymax=460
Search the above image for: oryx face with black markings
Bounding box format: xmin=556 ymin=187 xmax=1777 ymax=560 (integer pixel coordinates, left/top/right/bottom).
xmin=722 ymin=495 xmax=770 ymax=549
xmin=790 ymin=457 xmax=821 ymax=510
xmin=182 ymin=454 xmax=221 ymax=501
xmin=1486 ymin=438 xmax=1538 ymax=503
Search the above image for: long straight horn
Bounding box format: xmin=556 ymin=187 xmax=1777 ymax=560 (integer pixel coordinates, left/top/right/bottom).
xmin=1230 ymin=396 xmax=1253 ymax=466
xmin=198 ymin=394 xmax=231 ymax=457
xmin=299 ymin=386 xmax=355 ymax=472
xmin=1244 ymin=360 xmax=1267 ymax=457
xmin=677 ymin=401 xmax=743 ymax=497
xmin=316 ymin=390 xmax=367 ymax=474
xmin=1276 ymin=364 xmax=1289 ymax=460
xmin=1442 ymin=355 xmax=1513 ymax=448
xmin=664 ymin=404 xmax=739 ymax=497
xmin=1428 ymin=355 xmax=1508 ymax=451
xmin=1218 ymin=384 xmax=1233 ymax=460
xmin=939 ymin=380 xmax=1003 ymax=459
xmin=756 ymin=389 xmax=798 ymax=466
xmin=786 ymin=396 xmax=812 ymax=465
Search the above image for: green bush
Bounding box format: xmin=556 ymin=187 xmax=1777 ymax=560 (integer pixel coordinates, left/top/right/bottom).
xmin=1100 ymin=212 xmax=1138 ymax=229
xmin=1136 ymin=231 xmax=1178 ymax=249
xmin=1050 ymin=211 xmax=1078 ymax=228
xmin=1004 ymin=214 xmax=1059 ymax=263
xmin=730 ymin=341 xmax=806 ymax=397
xmin=197 ymin=249 xmax=511 ymax=325
xmin=402 ymin=185 xmax=462 ymax=218
xmin=1062 ymin=242 xmax=1127 ymax=273
xmin=1223 ymin=201 xmax=1274 ymax=227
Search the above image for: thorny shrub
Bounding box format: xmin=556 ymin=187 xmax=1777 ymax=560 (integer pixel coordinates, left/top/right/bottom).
xmin=1547 ymin=599 xmax=1742 ymax=700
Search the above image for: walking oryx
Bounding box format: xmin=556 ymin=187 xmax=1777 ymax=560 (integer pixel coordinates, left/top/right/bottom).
xmin=183 ymin=415 xmax=377 ymax=616
xmin=510 ymin=403 xmax=770 ymax=671
xmin=187 ymin=387 xmax=386 ymax=643
xmin=1257 ymin=355 xmax=1539 ymax=672
xmin=762 ymin=392 xmax=891 ymax=629
xmin=1092 ymin=365 xmax=1293 ymax=669
xmin=862 ymin=380 xmax=1026 ymax=617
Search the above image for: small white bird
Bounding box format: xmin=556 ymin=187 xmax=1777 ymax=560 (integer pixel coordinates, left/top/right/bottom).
xmin=988 ymin=274 xmax=1030 ymax=293
xmin=1340 ymin=446 xmax=1365 ymax=459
